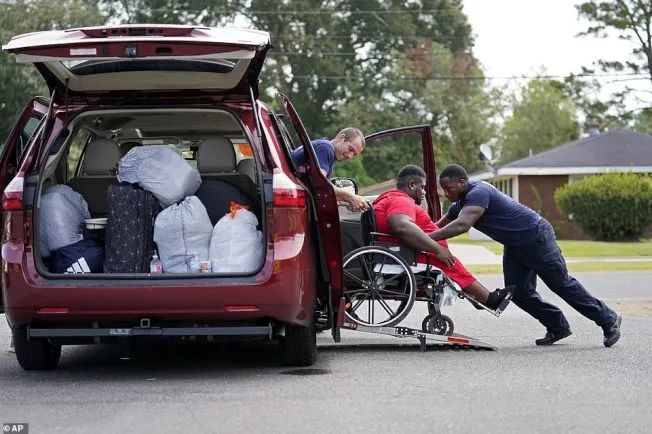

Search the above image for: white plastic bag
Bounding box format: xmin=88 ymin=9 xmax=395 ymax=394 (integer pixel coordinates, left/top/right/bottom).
xmin=117 ymin=145 xmax=202 ymax=207
xmin=153 ymin=196 xmax=213 ymax=273
xmin=39 ymin=185 xmax=91 ymax=257
xmin=436 ymin=273 xmax=459 ymax=308
xmin=210 ymin=207 xmax=263 ymax=273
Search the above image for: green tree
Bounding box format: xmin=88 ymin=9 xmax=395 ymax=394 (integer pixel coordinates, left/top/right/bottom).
xmin=577 ymin=0 xmax=652 ymax=90
xmin=498 ymin=80 xmax=578 ymax=163
xmin=334 ymin=42 xmax=498 ymax=185
xmin=0 ymin=0 xmax=103 ymax=141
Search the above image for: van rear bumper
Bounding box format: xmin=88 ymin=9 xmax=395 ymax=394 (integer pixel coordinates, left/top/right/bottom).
xmin=3 ymin=259 xmax=318 ymax=329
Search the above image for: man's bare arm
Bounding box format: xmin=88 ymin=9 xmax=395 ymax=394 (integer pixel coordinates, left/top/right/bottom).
xmin=434 ymin=215 xmax=450 ymax=228
xmin=387 ymin=214 xmax=455 ymax=267
xmin=429 ymin=205 xmax=485 ymax=241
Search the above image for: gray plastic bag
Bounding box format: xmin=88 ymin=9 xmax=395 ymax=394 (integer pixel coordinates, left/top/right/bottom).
xmin=39 ymin=185 xmax=91 ymax=258
xmin=210 ymin=208 xmax=263 ymax=273
xmin=153 ymin=196 xmax=212 ymax=273
xmin=117 ymin=146 xmax=202 ymax=207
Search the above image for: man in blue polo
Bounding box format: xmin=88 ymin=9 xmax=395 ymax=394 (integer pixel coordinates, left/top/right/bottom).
xmin=429 ymin=163 xmax=622 ymax=347
xmin=291 ymin=127 xmax=368 ymax=212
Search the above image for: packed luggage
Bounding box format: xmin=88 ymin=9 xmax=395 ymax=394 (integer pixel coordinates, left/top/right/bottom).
xmin=103 ymin=183 xmax=161 ymax=273
xmin=51 ymin=239 xmax=104 ymax=274
xmin=117 ymin=145 xmax=202 ymax=207
xmin=45 ymin=143 xmax=264 ymax=275
xmin=210 ymin=203 xmax=263 ymax=273
xmin=39 ymin=185 xmax=91 ymax=258
xmin=153 ymin=196 xmax=213 ymax=273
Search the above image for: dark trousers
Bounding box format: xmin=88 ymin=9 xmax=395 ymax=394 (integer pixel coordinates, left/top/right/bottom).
xmin=503 ymin=219 xmax=617 ymax=332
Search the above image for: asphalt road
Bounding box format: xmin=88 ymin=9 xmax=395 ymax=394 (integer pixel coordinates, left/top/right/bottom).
xmin=1 ymin=271 xmax=651 ymax=434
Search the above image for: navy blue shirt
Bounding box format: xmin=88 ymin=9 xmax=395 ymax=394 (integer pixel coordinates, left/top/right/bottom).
xmin=291 ymin=139 xmax=336 ymax=178
xmin=446 ymin=181 xmax=541 ymax=246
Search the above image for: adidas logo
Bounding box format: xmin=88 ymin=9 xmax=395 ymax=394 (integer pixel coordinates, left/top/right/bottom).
xmin=65 ymin=257 xmax=91 ymax=274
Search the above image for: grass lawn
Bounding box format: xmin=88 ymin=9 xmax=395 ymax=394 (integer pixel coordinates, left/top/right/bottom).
xmin=450 ymin=232 xmax=652 ymax=258
xmin=467 ymin=261 xmax=652 ymax=275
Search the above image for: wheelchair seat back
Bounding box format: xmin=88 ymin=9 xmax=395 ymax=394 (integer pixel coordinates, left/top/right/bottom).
xmin=360 ymin=205 xmax=417 ymax=265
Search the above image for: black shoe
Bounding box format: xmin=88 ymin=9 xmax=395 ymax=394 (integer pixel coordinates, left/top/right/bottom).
xmin=487 ymin=285 xmax=515 ymax=313
xmin=603 ymin=315 xmax=622 ymax=348
xmin=535 ymin=329 xmax=573 ymax=346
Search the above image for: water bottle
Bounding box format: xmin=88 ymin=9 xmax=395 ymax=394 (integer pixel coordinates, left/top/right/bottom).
xmin=189 ymin=253 xmax=201 ymax=273
xmin=150 ymin=251 xmax=163 ymax=273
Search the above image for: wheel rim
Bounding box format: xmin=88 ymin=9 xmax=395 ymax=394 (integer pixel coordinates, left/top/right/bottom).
xmin=427 ymin=315 xmax=454 ymax=336
xmin=343 ymin=248 xmax=415 ymax=327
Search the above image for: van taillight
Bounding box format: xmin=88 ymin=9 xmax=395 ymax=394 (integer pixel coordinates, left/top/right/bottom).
xmin=273 ymin=188 xmax=306 ymax=207
xmin=273 ymin=172 xmax=307 ymax=207
xmin=2 ymin=175 xmax=24 ymax=210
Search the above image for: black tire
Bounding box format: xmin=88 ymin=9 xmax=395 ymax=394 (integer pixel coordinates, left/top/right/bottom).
xmin=12 ymin=327 xmax=61 ymax=371
xmin=343 ymin=246 xmax=417 ymax=327
xmin=427 ymin=315 xmax=455 ymax=336
xmin=280 ymin=322 xmax=317 ymax=367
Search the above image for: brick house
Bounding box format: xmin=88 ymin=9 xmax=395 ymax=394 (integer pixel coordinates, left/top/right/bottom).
xmin=472 ymin=129 xmax=652 ymax=239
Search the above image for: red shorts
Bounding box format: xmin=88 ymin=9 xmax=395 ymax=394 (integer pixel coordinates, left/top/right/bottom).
xmin=416 ymin=239 xmax=477 ymax=289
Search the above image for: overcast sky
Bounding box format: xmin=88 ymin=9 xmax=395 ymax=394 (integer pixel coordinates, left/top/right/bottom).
xmin=462 ymin=0 xmax=648 ymax=109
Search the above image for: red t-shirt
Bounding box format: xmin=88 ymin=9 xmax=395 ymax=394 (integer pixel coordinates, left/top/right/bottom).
xmin=371 ymin=189 xmax=475 ymax=288
xmin=373 ymin=189 xmax=438 ymax=234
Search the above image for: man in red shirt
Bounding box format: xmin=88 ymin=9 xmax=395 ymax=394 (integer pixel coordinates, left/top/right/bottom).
xmin=373 ymin=165 xmax=513 ymax=310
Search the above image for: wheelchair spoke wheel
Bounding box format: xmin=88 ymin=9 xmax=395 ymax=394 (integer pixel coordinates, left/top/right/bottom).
xmin=342 ymin=246 xmax=417 ymax=327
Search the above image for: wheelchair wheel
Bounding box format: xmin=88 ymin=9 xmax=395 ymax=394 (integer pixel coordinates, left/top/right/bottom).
xmin=342 ymin=246 xmax=417 ymax=327
xmin=425 ymin=314 xmax=454 ymax=336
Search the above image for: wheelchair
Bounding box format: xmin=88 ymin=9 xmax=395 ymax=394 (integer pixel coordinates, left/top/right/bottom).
xmin=341 ymin=206 xmax=493 ymax=336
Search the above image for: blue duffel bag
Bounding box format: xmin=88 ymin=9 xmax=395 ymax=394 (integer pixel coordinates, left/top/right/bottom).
xmin=51 ymin=239 xmax=104 ymax=274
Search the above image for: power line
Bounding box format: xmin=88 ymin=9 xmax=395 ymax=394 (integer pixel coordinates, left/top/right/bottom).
xmin=287 ymin=72 xmax=649 ymax=81
xmin=137 ymin=8 xmax=465 ymax=15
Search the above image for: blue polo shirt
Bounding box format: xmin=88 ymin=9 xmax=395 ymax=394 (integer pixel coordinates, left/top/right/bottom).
xmin=290 ymin=139 xmax=336 ymax=178
xmin=446 ymin=181 xmax=540 ymax=246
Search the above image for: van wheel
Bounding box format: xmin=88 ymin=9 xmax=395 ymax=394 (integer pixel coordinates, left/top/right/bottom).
xmin=280 ymin=322 xmax=316 ymax=367
xmin=12 ymin=327 xmax=61 ymax=370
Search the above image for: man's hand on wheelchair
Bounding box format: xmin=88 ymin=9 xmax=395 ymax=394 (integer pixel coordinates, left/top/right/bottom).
xmin=345 ymin=194 xmax=369 ymax=212
xmin=434 ymin=246 xmax=456 ymax=268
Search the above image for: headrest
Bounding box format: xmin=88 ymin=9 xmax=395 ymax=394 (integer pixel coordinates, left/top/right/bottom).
xmin=119 ymin=141 xmax=141 ymax=156
xmin=236 ymin=158 xmax=255 ymax=182
xmin=197 ymin=137 xmax=236 ymax=173
xmin=83 ymin=138 xmax=121 ymax=175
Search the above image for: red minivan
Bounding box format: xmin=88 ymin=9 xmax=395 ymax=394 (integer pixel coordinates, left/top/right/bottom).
xmin=1 ymin=25 xmax=439 ymax=370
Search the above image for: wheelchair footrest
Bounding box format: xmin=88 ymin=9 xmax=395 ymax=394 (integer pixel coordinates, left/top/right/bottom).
xmin=341 ymin=321 xmax=496 ymax=351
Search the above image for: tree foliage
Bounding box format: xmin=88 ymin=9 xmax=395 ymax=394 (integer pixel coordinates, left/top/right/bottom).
xmin=0 ymin=0 xmax=103 ymax=141
xmin=1 ymin=0 xmax=496 ymax=186
xmin=577 ymin=0 xmax=652 ymax=89
xmin=555 ymin=173 xmax=652 ymax=241
xmin=497 ymin=80 xmax=578 ymax=163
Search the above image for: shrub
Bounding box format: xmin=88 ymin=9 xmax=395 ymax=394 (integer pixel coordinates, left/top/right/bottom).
xmin=554 ymin=173 xmax=652 ymax=241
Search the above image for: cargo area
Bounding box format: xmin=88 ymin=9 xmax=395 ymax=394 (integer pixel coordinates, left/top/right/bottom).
xmin=32 ymin=108 xmax=266 ymax=278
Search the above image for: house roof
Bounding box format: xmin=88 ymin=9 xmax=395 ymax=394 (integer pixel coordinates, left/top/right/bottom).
xmin=494 ymin=129 xmax=652 ymax=176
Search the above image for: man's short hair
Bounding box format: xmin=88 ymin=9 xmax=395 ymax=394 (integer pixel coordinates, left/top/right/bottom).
xmin=396 ymin=164 xmax=426 ymax=188
xmin=339 ymin=127 xmax=365 ymax=150
xmin=439 ymin=164 xmax=468 ymax=181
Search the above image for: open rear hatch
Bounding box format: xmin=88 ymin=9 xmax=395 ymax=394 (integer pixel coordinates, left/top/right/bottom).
xmin=2 ymin=25 xmax=270 ymax=101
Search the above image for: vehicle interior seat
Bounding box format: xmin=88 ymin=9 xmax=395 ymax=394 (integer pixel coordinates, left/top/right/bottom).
xmin=67 ymin=137 xmax=121 ymax=216
xmin=195 ymin=136 xmax=257 ymax=225
xmin=236 ymin=158 xmax=256 ymax=183
xmin=119 ymin=140 xmax=141 ymax=156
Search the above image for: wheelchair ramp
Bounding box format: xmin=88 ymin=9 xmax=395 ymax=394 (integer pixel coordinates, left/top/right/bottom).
xmin=342 ymin=321 xmax=496 ymax=351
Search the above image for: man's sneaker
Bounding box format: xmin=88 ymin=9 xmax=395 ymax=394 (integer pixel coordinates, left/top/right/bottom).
xmin=535 ymin=329 xmax=573 ymax=346
xmin=487 ymin=285 xmax=515 ymax=313
xmin=603 ymin=315 xmax=622 ymax=348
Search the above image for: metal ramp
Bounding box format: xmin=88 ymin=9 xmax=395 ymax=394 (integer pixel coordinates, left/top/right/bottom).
xmin=342 ymin=321 xmax=496 ymax=351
